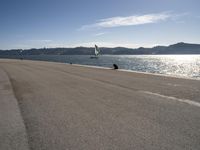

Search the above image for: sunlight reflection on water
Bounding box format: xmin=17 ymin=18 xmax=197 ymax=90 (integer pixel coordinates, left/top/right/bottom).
xmin=117 ymin=55 xmax=200 ymax=79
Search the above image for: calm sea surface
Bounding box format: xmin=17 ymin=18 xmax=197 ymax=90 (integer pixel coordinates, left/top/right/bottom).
xmin=1 ymin=55 xmax=200 ymax=79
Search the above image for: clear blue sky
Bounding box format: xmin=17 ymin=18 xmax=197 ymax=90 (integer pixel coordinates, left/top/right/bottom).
xmin=0 ymin=0 xmax=200 ymax=49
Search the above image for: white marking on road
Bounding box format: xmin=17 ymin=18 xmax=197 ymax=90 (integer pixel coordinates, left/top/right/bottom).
xmin=166 ymin=83 xmax=181 ymax=87
xmin=141 ymin=91 xmax=200 ymax=108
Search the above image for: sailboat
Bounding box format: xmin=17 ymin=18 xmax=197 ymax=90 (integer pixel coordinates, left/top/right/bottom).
xmin=90 ymin=45 xmax=100 ymax=59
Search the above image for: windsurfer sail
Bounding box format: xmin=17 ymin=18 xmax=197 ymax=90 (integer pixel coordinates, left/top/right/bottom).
xmin=95 ymin=44 xmax=100 ymax=56
xmin=91 ymin=45 xmax=100 ymax=59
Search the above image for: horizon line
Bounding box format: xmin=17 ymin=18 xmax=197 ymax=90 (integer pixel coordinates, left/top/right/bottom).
xmin=0 ymin=42 xmax=199 ymax=51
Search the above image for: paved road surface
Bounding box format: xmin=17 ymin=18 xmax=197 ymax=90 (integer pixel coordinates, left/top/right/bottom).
xmin=0 ymin=59 xmax=200 ymax=150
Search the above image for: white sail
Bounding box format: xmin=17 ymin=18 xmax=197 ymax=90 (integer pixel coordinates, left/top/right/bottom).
xmin=95 ymin=45 xmax=100 ymax=56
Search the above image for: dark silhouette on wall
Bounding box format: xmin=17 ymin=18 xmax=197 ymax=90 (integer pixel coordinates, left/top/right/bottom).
xmin=113 ymin=64 xmax=118 ymax=70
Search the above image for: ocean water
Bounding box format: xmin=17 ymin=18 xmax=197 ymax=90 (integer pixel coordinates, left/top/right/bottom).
xmin=1 ymin=55 xmax=200 ymax=79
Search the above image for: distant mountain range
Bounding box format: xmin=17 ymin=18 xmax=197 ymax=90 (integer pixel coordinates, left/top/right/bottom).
xmin=1 ymin=42 xmax=200 ymax=55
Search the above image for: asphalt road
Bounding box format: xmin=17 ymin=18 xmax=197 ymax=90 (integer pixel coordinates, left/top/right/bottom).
xmin=0 ymin=59 xmax=200 ymax=150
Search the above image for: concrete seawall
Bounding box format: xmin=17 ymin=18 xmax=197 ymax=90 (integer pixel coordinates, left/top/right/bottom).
xmin=0 ymin=59 xmax=200 ymax=150
xmin=0 ymin=68 xmax=29 ymax=150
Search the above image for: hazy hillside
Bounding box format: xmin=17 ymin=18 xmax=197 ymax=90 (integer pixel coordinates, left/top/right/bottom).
xmin=0 ymin=42 xmax=200 ymax=55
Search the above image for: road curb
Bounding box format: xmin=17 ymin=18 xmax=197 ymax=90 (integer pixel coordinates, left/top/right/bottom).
xmin=0 ymin=68 xmax=30 ymax=150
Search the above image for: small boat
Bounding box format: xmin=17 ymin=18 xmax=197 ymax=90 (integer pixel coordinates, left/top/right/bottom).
xmin=90 ymin=45 xmax=100 ymax=59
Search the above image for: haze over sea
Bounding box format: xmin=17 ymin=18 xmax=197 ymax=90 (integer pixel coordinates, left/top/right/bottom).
xmin=2 ymin=55 xmax=200 ymax=79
